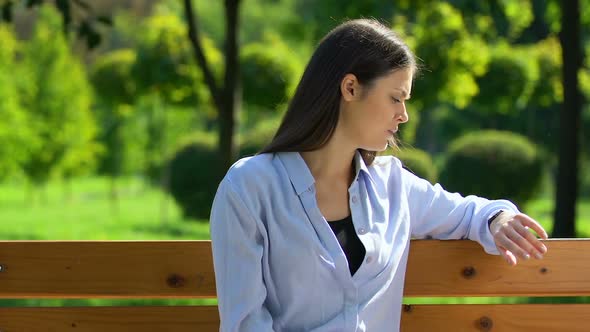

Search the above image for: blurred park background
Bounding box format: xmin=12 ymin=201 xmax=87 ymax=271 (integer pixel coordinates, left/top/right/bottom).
xmin=0 ymin=0 xmax=589 ymax=245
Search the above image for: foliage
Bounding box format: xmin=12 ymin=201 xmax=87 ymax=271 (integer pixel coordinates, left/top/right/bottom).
xmin=530 ymin=37 xmax=563 ymax=107
xmin=444 ymin=0 xmax=534 ymax=41
xmin=162 ymin=0 xmax=307 ymax=48
xmin=91 ymin=49 xmax=137 ymax=105
xmin=0 ymin=25 xmax=32 ymax=180
xmin=294 ymin=0 xmax=397 ymax=40
xmin=140 ymin=101 xmax=207 ymax=185
xmin=131 ymin=13 xmax=217 ymax=107
xmin=90 ymin=49 xmax=140 ymax=178
xmin=19 ymin=7 xmax=100 ymax=184
xmin=241 ymin=31 xmax=302 ymax=110
xmin=166 ymin=134 xmax=222 ymax=219
xmin=394 ymin=2 xmax=490 ymax=110
xmin=128 ymin=13 xmax=222 ymax=182
xmin=471 ymin=43 xmax=539 ymax=114
xmin=440 ymin=130 xmax=543 ymax=207
xmin=388 ymin=148 xmax=438 ymax=184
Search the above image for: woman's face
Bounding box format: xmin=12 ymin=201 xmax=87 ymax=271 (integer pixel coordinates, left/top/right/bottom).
xmin=339 ymin=68 xmax=413 ymax=151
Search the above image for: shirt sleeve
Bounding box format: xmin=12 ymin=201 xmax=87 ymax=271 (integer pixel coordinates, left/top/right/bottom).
xmin=210 ymin=178 xmax=276 ymax=331
xmin=402 ymin=167 xmax=520 ymax=255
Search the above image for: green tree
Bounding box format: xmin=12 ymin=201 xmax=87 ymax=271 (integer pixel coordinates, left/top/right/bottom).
xmin=19 ymin=7 xmax=99 ymax=189
xmin=131 ymin=12 xmax=216 ymax=185
xmin=392 ymin=2 xmax=490 ymax=152
xmin=241 ymin=31 xmax=302 ymax=112
xmin=90 ymin=48 xmax=143 ymax=204
xmin=471 ymin=44 xmax=539 ymax=115
xmin=0 ymin=25 xmax=32 ymax=180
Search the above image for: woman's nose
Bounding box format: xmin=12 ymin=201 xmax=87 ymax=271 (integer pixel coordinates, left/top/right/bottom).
xmin=397 ymin=103 xmax=409 ymax=123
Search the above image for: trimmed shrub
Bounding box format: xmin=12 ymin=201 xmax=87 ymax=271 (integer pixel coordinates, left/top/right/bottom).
xmin=166 ymin=134 xmax=222 ymax=220
xmin=391 ymin=148 xmax=438 ymax=184
xmin=440 ymin=130 xmax=543 ymax=207
xmin=241 ymin=32 xmax=301 ymax=110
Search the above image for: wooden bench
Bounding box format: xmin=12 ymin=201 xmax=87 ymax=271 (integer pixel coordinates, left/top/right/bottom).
xmin=0 ymin=239 xmax=588 ymax=331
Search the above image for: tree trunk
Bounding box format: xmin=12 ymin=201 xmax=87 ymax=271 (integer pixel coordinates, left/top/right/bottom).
xmin=218 ymin=0 xmax=242 ymax=171
xmin=553 ymin=0 xmax=582 ymax=237
xmin=184 ymin=0 xmax=242 ymax=172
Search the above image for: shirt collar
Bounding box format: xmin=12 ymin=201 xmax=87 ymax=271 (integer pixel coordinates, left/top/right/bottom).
xmin=277 ymin=150 xmax=372 ymax=196
xmin=353 ymin=149 xmax=371 ymax=183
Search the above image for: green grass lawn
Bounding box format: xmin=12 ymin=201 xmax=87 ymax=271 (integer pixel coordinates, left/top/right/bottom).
xmin=0 ymin=176 xmax=589 ymax=306
xmin=0 ymin=176 xmax=210 ymax=240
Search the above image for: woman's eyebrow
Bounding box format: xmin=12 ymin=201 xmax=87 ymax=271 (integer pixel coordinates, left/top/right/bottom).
xmin=393 ymin=88 xmax=411 ymax=99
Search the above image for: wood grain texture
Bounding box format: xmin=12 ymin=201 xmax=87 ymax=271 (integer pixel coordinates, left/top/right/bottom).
xmin=0 ymin=240 xmax=589 ymax=330
xmin=401 ymin=304 xmax=590 ymax=331
xmin=0 ymin=239 xmax=588 ymax=299
xmin=0 ymin=306 xmax=220 ymax=332
xmin=0 ymin=241 xmax=216 ymax=298
xmin=1 ymin=304 xmax=588 ymax=331
xmin=404 ymin=239 xmax=590 ymax=297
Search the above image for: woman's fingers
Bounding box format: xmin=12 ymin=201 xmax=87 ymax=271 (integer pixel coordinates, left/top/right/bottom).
xmin=491 ymin=212 xmax=549 ymax=266
xmin=506 ymin=227 xmax=543 ymax=260
xmin=497 ymin=245 xmax=518 ymax=266
xmin=496 ymin=233 xmax=531 ymax=263
xmin=515 ymin=214 xmax=549 ymax=240
xmin=514 ymin=224 xmax=547 ymax=258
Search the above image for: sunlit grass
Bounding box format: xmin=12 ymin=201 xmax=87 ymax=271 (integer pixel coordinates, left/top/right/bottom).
xmin=0 ymin=176 xmax=210 ymax=240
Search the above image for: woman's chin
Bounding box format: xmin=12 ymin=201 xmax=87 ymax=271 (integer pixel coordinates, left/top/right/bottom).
xmin=359 ymin=140 xmax=391 ymax=152
xmin=368 ymin=143 xmax=390 ymax=152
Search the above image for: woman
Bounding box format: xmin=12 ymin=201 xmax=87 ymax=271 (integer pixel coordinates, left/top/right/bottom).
xmin=210 ymin=19 xmax=548 ymax=331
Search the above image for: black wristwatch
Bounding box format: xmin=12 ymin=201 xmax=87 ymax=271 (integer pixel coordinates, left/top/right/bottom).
xmin=487 ymin=210 xmax=504 ymax=229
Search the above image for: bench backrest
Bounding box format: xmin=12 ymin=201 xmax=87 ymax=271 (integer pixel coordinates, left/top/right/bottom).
xmin=0 ymin=239 xmax=587 ymax=331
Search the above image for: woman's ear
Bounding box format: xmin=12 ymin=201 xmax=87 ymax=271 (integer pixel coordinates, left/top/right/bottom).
xmin=340 ymin=73 xmax=360 ymax=101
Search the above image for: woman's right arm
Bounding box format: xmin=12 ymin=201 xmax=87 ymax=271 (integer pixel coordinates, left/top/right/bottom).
xmin=210 ymin=179 xmax=276 ymax=332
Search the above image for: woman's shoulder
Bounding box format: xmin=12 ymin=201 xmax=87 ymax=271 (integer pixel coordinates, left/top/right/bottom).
xmin=222 ymin=153 xmax=279 ymax=190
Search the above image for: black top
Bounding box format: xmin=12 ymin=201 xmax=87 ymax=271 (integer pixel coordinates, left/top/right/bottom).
xmin=327 ymin=215 xmax=366 ymax=276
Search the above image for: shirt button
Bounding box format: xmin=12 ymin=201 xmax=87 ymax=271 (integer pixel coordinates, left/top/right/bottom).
xmin=358 ymin=228 xmax=366 ymax=235
xmin=365 ymin=256 xmax=373 ymax=264
xmin=351 ymin=196 xmax=358 ymax=204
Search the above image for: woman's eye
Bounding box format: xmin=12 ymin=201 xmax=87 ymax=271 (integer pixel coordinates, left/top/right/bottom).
xmin=391 ymin=97 xmax=401 ymax=104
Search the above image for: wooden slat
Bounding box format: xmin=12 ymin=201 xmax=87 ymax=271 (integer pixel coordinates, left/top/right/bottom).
xmin=401 ymin=304 xmax=590 ymax=331
xmin=1 ymin=239 xmax=589 ymax=298
xmin=404 ymin=239 xmax=590 ymax=297
xmin=0 ymin=241 xmax=216 ymax=298
xmin=0 ymin=306 xmax=220 ymax=332
xmin=1 ymin=304 xmax=588 ymax=332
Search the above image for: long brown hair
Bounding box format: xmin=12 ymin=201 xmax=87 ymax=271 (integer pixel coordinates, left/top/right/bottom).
xmin=259 ymin=19 xmax=417 ymax=166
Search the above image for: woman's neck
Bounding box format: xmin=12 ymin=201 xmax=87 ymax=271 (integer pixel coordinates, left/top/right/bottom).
xmin=300 ymin=138 xmax=356 ymax=184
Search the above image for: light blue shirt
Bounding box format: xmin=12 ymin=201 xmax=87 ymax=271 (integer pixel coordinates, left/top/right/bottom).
xmin=210 ymin=150 xmax=519 ymax=332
